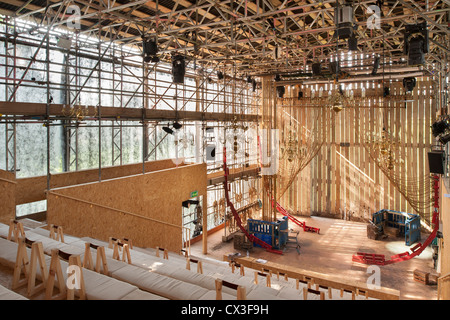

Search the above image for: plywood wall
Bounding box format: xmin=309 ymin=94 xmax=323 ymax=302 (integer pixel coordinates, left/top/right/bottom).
xmin=279 ymin=79 xmax=435 ymax=226
xmin=0 ymin=169 xmax=16 ymax=224
xmin=47 ymin=163 xmax=207 ymax=253
xmin=16 ymin=159 xmax=180 ymax=205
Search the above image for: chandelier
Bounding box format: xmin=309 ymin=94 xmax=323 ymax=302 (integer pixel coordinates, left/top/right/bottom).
xmin=365 ymin=128 xmax=404 ymax=170
xmin=281 ymin=127 xmax=298 ymax=162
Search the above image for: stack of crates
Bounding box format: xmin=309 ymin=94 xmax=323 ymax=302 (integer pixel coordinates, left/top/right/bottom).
xmin=247 ymin=216 xmax=288 ymax=250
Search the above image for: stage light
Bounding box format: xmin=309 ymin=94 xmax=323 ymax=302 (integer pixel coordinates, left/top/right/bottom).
xmin=383 ymin=86 xmax=390 ymax=97
xmin=403 ymin=77 xmax=416 ymax=92
xmin=276 ymin=85 xmax=285 ymax=98
xmin=172 ymin=55 xmax=186 ymax=84
xmin=143 ymin=38 xmax=159 ymax=63
xmin=217 ymin=71 xmax=224 ymax=80
xmin=432 ymin=119 xmax=450 ymax=137
xmin=173 ymin=121 xmax=183 ymax=130
xmin=439 ymin=132 xmax=450 ymax=145
xmin=143 ymin=39 xmax=158 ymax=56
xmin=162 ymin=125 xmax=174 ymax=135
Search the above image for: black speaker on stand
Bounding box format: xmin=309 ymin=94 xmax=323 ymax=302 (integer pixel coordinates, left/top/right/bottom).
xmin=428 ymin=150 xmax=446 ymax=174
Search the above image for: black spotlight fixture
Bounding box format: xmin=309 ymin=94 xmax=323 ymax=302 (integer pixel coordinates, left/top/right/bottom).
xmin=162 ymin=121 xmax=183 ymax=135
xmin=439 ymin=132 xmax=450 ymax=145
xmin=162 ymin=124 xmax=174 ymax=135
xmin=383 ymin=86 xmax=390 ymax=97
xmin=143 ymin=38 xmax=159 ymax=63
xmin=298 ymin=91 xmax=303 ymax=100
xmin=246 ymin=76 xmax=252 ymax=83
xmin=276 ymin=85 xmax=285 ymax=98
xmin=432 ymin=118 xmax=450 ymax=137
xmin=173 ymin=121 xmax=183 ymax=130
xmin=403 ymin=77 xmax=416 ymax=92
xmin=252 ymin=79 xmax=257 ymax=92
xmin=171 ymin=55 xmax=186 ymax=84
xmin=217 ymin=71 xmax=224 ymax=80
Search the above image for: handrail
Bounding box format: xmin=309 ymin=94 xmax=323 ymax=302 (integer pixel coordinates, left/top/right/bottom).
xmin=47 ymin=190 xmax=181 ymax=229
xmin=0 ymin=177 xmax=17 ymax=184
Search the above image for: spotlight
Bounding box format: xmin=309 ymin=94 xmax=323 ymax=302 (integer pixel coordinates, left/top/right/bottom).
xmin=172 ymin=55 xmax=186 ymax=84
xmin=143 ymin=38 xmax=159 ymax=63
xmin=439 ymin=132 xmax=450 ymax=145
xmin=383 ymin=86 xmax=390 ymax=97
xmin=162 ymin=125 xmax=174 ymax=135
xmin=217 ymin=71 xmax=224 ymax=80
xmin=403 ymin=77 xmax=416 ymax=92
xmin=247 ymin=76 xmax=252 ymax=83
xmin=371 ymin=55 xmax=380 ymax=76
xmin=276 ymin=85 xmax=285 ymax=98
xmin=432 ymin=119 xmax=450 ymax=137
xmin=143 ymin=38 xmax=158 ymax=56
xmin=298 ymin=91 xmax=303 ymax=100
xmin=173 ymin=121 xmax=183 ymax=130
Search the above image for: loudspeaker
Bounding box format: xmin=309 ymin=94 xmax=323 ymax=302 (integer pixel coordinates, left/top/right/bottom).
xmin=428 ymin=151 xmax=445 ymax=174
xmin=312 ymin=63 xmax=321 ymax=76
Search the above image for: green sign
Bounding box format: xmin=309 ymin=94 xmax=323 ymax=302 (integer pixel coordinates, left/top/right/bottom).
xmin=190 ymin=191 xmax=198 ymax=198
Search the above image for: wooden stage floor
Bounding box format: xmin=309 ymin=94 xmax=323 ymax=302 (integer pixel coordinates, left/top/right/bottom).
xmin=190 ymin=215 xmax=439 ymax=300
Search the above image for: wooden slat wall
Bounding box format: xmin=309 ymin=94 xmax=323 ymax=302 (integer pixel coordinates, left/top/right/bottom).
xmin=280 ymin=78 xmax=435 ymax=225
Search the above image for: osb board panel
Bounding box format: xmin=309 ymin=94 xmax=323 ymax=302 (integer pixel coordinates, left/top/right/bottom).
xmin=440 ymin=180 xmax=450 ymax=299
xmin=16 ymin=159 xmax=181 ymax=205
xmin=47 ymin=163 xmax=207 ymax=253
xmin=0 ymin=170 xmax=16 ymax=224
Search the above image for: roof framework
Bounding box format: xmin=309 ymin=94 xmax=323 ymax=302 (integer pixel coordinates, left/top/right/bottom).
xmin=0 ymin=0 xmax=447 ymax=78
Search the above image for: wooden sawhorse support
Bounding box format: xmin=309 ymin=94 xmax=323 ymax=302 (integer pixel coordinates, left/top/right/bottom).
xmin=215 ymin=279 xmax=246 ymax=300
xmin=186 ymin=257 xmax=203 ymax=274
xmin=45 ymin=249 xmax=86 ymax=300
xmin=156 ymin=246 xmax=169 ymax=260
xmin=12 ymin=237 xmax=48 ymax=297
xmin=83 ymin=242 xmax=109 ymax=275
xmin=8 ymin=219 xmax=25 ymax=243
xmin=49 ymin=224 xmax=65 ymax=243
